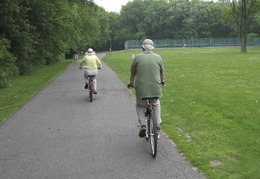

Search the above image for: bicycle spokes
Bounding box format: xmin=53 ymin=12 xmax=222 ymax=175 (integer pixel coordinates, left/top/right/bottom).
xmin=143 ymin=98 xmax=158 ymax=158
xmin=88 ymin=78 xmax=93 ymax=102
xmin=147 ymin=115 xmax=157 ymax=158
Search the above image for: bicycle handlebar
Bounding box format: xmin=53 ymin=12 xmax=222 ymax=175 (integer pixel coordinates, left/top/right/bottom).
xmin=127 ymin=82 xmax=166 ymax=88
xmin=127 ymin=83 xmax=135 ymax=88
xmin=79 ymin=66 xmax=102 ymax=70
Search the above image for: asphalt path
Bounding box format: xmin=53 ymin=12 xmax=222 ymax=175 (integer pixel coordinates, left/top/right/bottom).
xmin=0 ymin=52 xmax=205 ymax=179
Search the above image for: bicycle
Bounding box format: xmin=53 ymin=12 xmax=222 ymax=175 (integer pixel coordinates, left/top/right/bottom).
xmin=127 ymin=84 xmax=161 ymax=158
xmin=143 ymin=97 xmax=159 ymax=158
xmin=79 ymin=66 xmax=100 ymax=102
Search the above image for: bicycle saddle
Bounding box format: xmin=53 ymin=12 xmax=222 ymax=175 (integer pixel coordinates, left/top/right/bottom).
xmin=142 ymin=97 xmax=159 ymax=100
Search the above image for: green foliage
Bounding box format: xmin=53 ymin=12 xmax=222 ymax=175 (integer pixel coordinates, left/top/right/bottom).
xmin=0 ymin=0 xmax=36 ymax=74
xmin=108 ymin=0 xmax=258 ymax=49
xmin=249 ymin=11 xmax=260 ymax=37
xmin=229 ymin=0 xmax=259 ymax=52
xmin=0 ymin=38 xmax=18 ymax=88
xmin=0 ymin=0 xmax=111 ymax=87
xmin=118 ymin=0 xmax=235 ymax=40
xmin=102 ymin=47 xmax=260 ymax=178
xmin=107 ymin=12 xmax=122 ymax=50
xmin=0 ymin=0 xmax=258 ymax=87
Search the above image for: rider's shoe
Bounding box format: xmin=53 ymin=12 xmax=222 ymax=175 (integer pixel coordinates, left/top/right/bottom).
xmin=157 ymin=126 xmax=161 ymax=131
xmin=139 ymin=125 xmax=146 ymax=138
xmin=93 ymin=90 xmax=97 ymax=94
xmin=157 ymin=126 xmax=161 ymax=139
xmin=84 ymin=84 xmax=88 ymax=89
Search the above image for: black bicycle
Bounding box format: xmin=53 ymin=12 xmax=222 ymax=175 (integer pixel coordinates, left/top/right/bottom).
xmin=144 ymin=98 xmax=158 ymax=158
xmin=127 ymin=83 xmax=160 ymax=158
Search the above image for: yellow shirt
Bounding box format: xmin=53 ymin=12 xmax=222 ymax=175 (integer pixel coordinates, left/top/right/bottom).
xmin=80 ymin=54 xmax=102 ymax=70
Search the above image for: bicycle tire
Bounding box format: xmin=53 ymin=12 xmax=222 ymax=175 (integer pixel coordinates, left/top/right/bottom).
xmin=146 ymin=119 xmax=150 ymax=141
xmin=149 ymin=112 xmax=157 ymax=158
xmin=89 ymin=79 xmax=93 ymax=102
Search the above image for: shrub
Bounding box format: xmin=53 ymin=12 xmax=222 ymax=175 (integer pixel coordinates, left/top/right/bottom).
xmin=0 ymin=38 xmax=19 ymax=88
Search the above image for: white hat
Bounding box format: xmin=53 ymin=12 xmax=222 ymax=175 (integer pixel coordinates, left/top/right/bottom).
xmin=142 ymin=39 xmax=154 ymax=51
xmin=85 ymin=48 xmax=95 ymax=55
xmin=142 ymin=39 xmax=154 ymax=46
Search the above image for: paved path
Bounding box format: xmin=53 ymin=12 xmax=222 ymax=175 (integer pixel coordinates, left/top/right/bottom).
xmin=0 ymin=52 xmax=205 ymax=179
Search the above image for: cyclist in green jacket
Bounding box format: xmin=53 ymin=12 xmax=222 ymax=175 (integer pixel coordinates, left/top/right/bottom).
xmin=79 ymin=48 xmax=102 ymax=94
xmin=128 ymin=39 xmax=165 ymax=137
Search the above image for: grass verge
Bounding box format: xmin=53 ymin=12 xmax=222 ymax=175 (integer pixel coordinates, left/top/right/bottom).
xmin=102 ymin=47 xmax=260 ymax=179
xmin=0 ymin=59 xmax=73 ymax=124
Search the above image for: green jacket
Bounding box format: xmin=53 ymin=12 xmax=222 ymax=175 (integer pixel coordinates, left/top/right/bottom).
xmin=80 ymin=54 xmax=102 ymax=70
xmin=131 ymin=51 xmax=164 ymax=99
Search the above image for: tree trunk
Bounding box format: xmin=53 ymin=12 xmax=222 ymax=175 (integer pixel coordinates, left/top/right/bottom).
xmin=240 ymin=21 xmax=248 ymax=53
xmin=240 ymin=0 xmax=247 ymax=53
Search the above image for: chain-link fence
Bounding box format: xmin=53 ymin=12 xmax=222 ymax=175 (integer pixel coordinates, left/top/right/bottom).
xmin=124 ymin=38 xmax=260 ymax=50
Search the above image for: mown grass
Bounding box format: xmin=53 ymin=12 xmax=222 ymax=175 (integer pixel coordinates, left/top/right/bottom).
xmin=102 ymin=47 xmax=260 ymax=179
xmin=0 ymin=59 xmax=73 ymax=124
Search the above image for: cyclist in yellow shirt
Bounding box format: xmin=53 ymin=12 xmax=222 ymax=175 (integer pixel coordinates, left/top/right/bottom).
xmin=79 ymin=48 xmax=102 ymax=94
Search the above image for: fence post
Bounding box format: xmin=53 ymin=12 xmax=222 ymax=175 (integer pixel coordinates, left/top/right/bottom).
xmin=125 ymin=41 xmax=128 ymax=50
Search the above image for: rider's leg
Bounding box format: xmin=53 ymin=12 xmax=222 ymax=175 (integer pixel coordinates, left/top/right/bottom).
xmin=136 ymin=98 xmax=146 ymax=126
xmin=152 ymin=99 xmax=161 ymax=130
xmin=136 ymin=98 xmax=149 ymax=137
xmin=85 ymin=70 xmax=98 ymax=90
xmin=83 ymin=71 xmax=89 ymax=89
xmin=84 ymin=71 xmax=88 ymax=84
xmin=92 ymin=77 xmax=97 ymax=91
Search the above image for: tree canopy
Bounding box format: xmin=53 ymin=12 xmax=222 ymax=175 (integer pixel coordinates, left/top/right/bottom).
xmin=0 ymin=0 xmax=110 ymax=87
xmin=0 ymin=0 xmax=259 ymax=87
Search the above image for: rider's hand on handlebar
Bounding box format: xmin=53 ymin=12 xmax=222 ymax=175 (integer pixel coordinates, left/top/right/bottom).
xmin=161 ymin=81 xmax=166 ymax=86
xmin=127 ymin=82 xmax=135 ymax=88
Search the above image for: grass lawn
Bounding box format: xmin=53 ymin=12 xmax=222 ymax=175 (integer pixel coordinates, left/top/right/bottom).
xmin=0 ymin=59 xmax=73 ymax=124
xmin=0 ymin=48 xmax=259 ymax=178
xmin=102 ymin=47 xmax=260 ymax=179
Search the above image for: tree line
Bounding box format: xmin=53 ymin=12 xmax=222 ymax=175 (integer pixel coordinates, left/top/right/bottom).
xmin=0 ymin=0 xmax=259 ymax=88
xmin=0 ymin=0 xmax=111 ymax=88
xmin=110 ymin=0 xmax=259 ymax=50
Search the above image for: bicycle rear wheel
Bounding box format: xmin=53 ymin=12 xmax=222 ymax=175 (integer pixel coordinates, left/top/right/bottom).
xmin=148 ymin=112 xmax=157 ymax=158
xmin=89 ymin=80 xmax=93 ymax=102
xmin=89 ymin=90 xmax=92 ymax=102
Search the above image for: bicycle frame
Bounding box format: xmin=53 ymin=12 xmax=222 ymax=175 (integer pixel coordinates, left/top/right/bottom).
xmin=127 ymin=84 xmax=163 ymax=158
xmin=145 ymin=99 xmax=152 ymax=138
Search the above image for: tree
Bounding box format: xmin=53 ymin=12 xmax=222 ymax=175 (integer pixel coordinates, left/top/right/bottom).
xmin=230 ymin=0 xmax=259 ymax=52
xmin=141 ymin=0 xmax=170 ymax=39
xmin=120 ymin=0 xmax=147 ymax=39
xmin=0 ymin=38 xmax=18 ymax=88
xmin=248 ymin=10 xmax=260 ymax=37
xmin=0 ymin=0 xmax=36 ymax=74
xmin=95 ymin=8 xmax=111 ymax=50
xmin=107 ymin=12 xmax=122 ymax=50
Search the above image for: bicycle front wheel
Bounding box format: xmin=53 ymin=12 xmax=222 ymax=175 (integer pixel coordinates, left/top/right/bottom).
xmin=149 ymin=112 xmax=157 ymax=158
